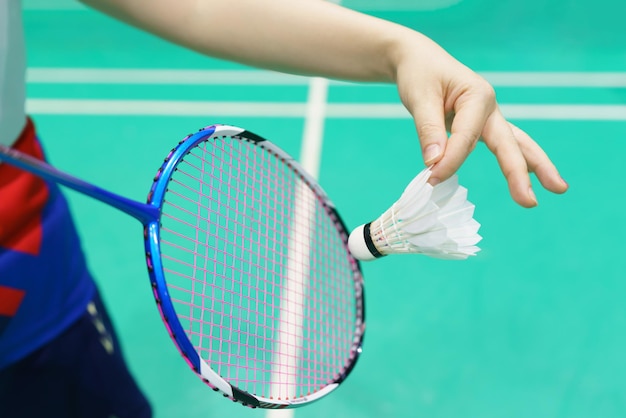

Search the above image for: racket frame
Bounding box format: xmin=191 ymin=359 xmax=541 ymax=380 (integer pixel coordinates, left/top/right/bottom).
xmin=0 ymin=124 xmax=365 ymax=409
xmin=146 ymin=125 xmax=365 ymax=408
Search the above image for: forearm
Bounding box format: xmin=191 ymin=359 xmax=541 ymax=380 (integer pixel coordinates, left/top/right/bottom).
xmin=80 ymin=0 xmax=416 ymax=82
xmin=80 ymin=0 xmax=569 ymax=207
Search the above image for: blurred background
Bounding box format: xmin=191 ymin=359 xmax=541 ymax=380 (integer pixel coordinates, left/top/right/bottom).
xmin=22 ymin=0 xmax=626 ymax=417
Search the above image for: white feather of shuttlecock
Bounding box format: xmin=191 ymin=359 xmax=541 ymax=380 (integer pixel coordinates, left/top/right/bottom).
xmin=356 ymin=167 xmax=481 ymax=260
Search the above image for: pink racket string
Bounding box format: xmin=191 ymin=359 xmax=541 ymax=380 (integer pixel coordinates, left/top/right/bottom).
xmin=158 ymin=135 xmax=361 ymax=400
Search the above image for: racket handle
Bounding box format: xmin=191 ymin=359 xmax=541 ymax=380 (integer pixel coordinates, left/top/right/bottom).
xmin=0 ymin=145 xmax=159 ymax=224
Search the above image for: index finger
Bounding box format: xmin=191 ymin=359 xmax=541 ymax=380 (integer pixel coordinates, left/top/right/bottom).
xmin=429 ymin=94 xmax=491 ymax=184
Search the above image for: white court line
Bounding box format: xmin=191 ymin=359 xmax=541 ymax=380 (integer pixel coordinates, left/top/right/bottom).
xmin=26 ymin=68 xmax=311 ymax=85
xmin=481 ymin=72 xmax=626 ymax=88
xmin=299 ymin=78 xmax=329 ymax=179
xmin=265 ymin=78 xmax=328 ymax=418
xmin=26 ymin=68 xmax=626 ymax=88
xmin=23 ymin=0 xmax=463 ymax=11
xmin=22 ymin=0 xmax=87 ymax=10
xmin=343 ymin=0 xmax=463 ymax=10
xmin=501 ymin=104 xmax=626 ymax=120
xmin=25 ymin=99 xmax=626 ymax=120
xmin=26 ymin=99 xmax=308 ymax=117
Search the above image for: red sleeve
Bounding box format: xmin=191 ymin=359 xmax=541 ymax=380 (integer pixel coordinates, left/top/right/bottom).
xmin=0 ymin=118 xmax=49 ymax=256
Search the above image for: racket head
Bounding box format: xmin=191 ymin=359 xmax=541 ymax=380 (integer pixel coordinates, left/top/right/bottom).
xmin=144 ymin=125 xmax=365 ymax=408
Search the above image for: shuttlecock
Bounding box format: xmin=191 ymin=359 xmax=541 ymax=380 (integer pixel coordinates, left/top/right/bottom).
xmin=348 ymin=167 xmax=481 ymax=261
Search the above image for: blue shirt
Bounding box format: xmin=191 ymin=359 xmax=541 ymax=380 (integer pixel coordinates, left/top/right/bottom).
xmin=0 ymin=120 xmax=96 ymax=369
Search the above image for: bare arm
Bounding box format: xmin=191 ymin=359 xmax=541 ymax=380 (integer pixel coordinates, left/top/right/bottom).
xmin=80 ymin=0 xmax=408 ymax=81
xmin=80 ymin=0 xmax=568 ymax=207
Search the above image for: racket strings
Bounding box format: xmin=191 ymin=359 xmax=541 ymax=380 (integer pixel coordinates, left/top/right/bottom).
xmin=162 ymin=196 xmax=352 ymax=314
xmin=163 ymin=155 xmax=354 ymax=308
xmin=161 ymin=178 xmax=354 ymax=306
xmin=159 ymin=135 xmax=360 ymax=399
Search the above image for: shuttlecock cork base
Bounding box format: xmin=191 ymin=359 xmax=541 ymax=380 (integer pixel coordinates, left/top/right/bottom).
xmin=348 ymin=167 xmax=482 ymax=261
xmin=348 ymin=223 xmax=384 ymax=261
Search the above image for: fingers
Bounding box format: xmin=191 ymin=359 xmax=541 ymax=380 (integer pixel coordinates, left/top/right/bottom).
xmin=424 ymin=89 xmax=567 ymax=207
xmin=480 ymin=110 xmax=538 ymax=207
xmin=435 ymin=106 xmax=539 ymax=207
xmin=402 ymin=64 xmax=567 ymax=208
xmin=509 ymin=123 xmax=569 ymax=194
xmin=411 ymin=92 xmax=448 ymax=166
xmin=428 ymin=86 xmax=495 ymax=184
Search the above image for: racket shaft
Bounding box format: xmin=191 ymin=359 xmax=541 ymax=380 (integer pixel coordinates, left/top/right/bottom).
xmin=0 ymin=145 xmax=159 ymax=224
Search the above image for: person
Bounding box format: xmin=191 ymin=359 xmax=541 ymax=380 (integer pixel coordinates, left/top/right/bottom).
xmin=0 ymin=0 xmax=569 ymax=416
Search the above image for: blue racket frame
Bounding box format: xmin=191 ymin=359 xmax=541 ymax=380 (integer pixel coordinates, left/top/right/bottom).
xmin=0 ymin=124 xmax=365 ymax=409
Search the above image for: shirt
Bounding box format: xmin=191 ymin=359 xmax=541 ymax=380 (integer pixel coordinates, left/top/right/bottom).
xmin=0 ymin=0 xmax=96 ymax=369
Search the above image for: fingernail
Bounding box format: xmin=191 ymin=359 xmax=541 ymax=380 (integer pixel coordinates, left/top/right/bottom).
xmin=423 ymin=144 xmax=441 ymax=165
xmin=561 ymin=177 xmax=569 ymax=188
xmin=429 ymin=177 xmax=441 ymax=186
xmin=528 ymin=187 xmax=538 ymax=206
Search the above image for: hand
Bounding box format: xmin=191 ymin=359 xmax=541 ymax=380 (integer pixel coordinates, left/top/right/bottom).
xmin=393 ymin=32 xmax=568 ymax=208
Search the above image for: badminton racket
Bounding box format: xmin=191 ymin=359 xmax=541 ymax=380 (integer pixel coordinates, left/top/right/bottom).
xmin=0 ymin=124 xmax=365 ymax=409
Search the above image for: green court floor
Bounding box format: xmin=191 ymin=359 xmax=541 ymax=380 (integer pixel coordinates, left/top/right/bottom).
xmin=22 ymin=1 xmax=626 ymax=417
